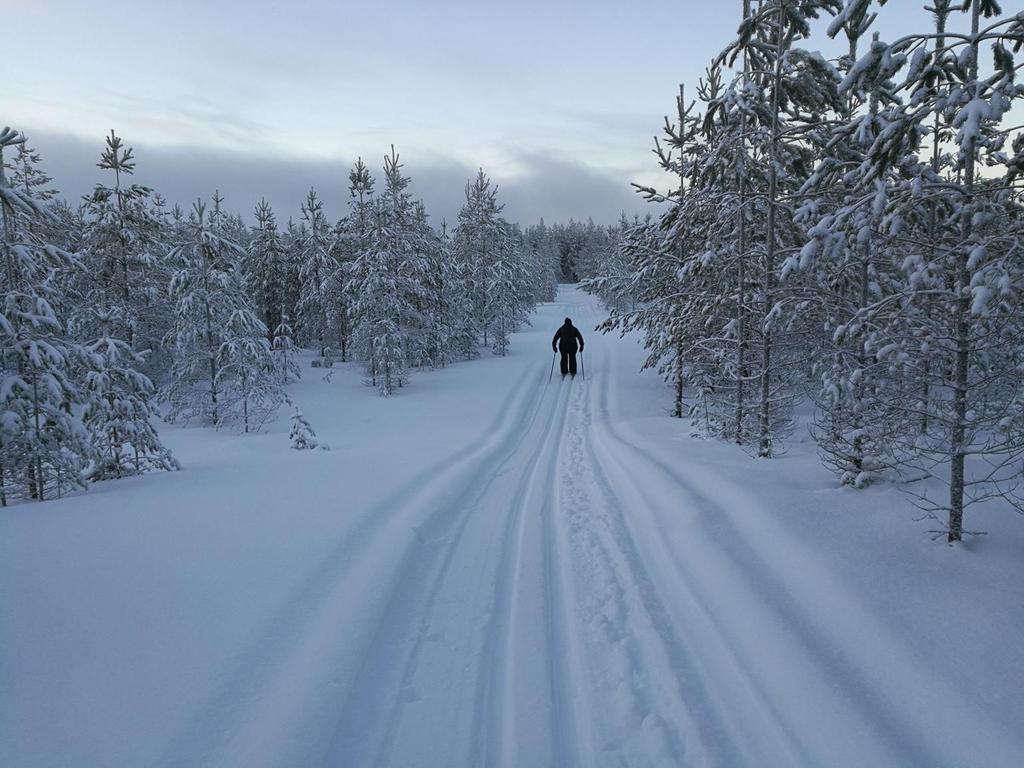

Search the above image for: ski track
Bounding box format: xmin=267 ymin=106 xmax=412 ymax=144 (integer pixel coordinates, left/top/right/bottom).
xmin=585 ymin=292 xmax=1021 ymax=767
xmin=540 ymin=388 xmax=582 ymax=768
xmin=476 ymin=372 xmax=576 ymax=768
xmin=587 ymin=310 xmax=906 ymax=765
xmin=326 ymin=374 xmax=574 ymax=767
xmin=557 ymin=296 xmax=758 ymax=768
xmin=159 ymin=359 xmax=545 ymax=765
xmin=569 ymin=364 xmax=734 ymax=766
xmin=154 ymin=288 xmax=1018 ymax=768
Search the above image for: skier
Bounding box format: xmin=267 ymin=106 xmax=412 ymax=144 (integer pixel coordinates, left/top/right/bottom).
xmin=551 ymin=317 xmax=584 ymax=378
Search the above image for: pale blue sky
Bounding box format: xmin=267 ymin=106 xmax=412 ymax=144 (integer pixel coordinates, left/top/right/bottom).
xmin=3 ymin=1 xmax=952 ymax=223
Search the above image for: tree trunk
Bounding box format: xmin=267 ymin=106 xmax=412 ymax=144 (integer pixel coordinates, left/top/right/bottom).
xmin=735 ymin=0 xmax=751 ymax=445
xmin=674 ymin=340 xmax=685 ymax=419
xmin=947 ymin=0 xmax=980 ymax=542
xmin=759 ymin=2 xmax=784 ymax=459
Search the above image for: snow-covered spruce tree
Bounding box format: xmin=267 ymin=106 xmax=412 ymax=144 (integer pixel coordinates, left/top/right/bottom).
xmin=791 ymin=1 xmax=905 ymax=487
xmin=837 ymin=0 xmax=1024 ymax=539
xmin=137 ymin=192 xmax=177 ymax=381
xmin=330 ymin=157 xmax=376 ymax=362
xmin=289 ymin=405 xmax=319 ymax=450
xmin=708 ymin=14 xmax=763 ymax=445
xmin=588 ymin=0 xmax=843 ymax=449
xmin=347 ymin=148 xmax=427 ymax=395
xmin=585 ymin=209 xmax=707 ymax=422
xmin=449 ymin=259 xmax=482 ymax=361
xmin=386 ymin=154 xmax=430 ymax=372
xmin=5 ymin=137 xmax=174 ymax=486
xmin=348 ymin=226 xmax=402 ymax=393
xmin=81 ymin=131 xmax=166 ymax=356
xmin=166 ymin=199 xmax=277 ymax=428
xmin=571 ymin=219 xmax=614 ymax=282
xmin=488 ymin=224 xmax=531 ymax=357
xmin=453 ymin=169 xmax=510 ymax=353
xmin=549 ymin=220 xmax=589 ymax=281
xmin=272 ymin=313 xmax=301 ymax=385
xmin=0 ymin=127 xmax=92 ymax=503
xmin=4 ymin=143 xmax=85 ymax=318
xmin=669 ymin=72 xmax=753 ymax=429
xmin=81 ymin=307 xmax=178 ymax=479
xmin=208 ymin=189 xmax=246 ymax=245
xmin=587 ymin=71 xmax=752 ymax=428
xmin=421 ymin=217 xmax=449 ymax=367
xmin=417 ymin=207 xmax=454 ymax=368
xmin=296 ymin=188 xmax=336 ymax=356
xmin=281 ymin=217 xmax=303 ymax=345
xmin=217 ymin=295 xmax=282 ymax=434
xmin=442 ymin=219 xmax=480 ymax=363
xmin=245 ymin=198 xmax=284 ymax=343
xmin=4 ymin=141 xmax=58 ymax=226
xmin=523 ymin=220 xmax=560 ymax=304
xmin=581 ymin=214 xmax=636 ymax=313
xmin=722 ymin=0 xmax=845 ymax=456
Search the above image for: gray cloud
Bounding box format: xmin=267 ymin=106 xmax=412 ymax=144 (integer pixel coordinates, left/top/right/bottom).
xmin=497 ymin=151 xmax=649 ymax=226
xmin=21 ymin=129 xmax=650 ymax=228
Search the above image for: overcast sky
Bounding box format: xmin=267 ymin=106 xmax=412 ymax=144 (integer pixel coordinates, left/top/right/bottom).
xmin=4 ymin=1 xmax=943 ymax=225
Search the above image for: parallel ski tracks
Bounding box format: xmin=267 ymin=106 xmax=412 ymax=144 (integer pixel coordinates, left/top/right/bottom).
xmin=583 ymin=295 xmax=959 ymax=766
xmin=549 ymin=301 xmax=733 ymax=767
xmin=151 ymin=290 xmax=1024 ymax=767
xmin=327 ymin=371 xmax=579 ymax=766
xmin=473 ymin=374 xmax=576 ymax=767
xmin=160 ymin=360 xmax=550 ymax=766
xmin=580 ymin=339 xmax=775 ymax=765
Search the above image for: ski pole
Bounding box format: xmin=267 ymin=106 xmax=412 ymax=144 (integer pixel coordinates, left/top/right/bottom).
xmin=548 ymin=350 xmax=557 ymax=383
xmin=580 ymin=350 xmax=585 ymax=380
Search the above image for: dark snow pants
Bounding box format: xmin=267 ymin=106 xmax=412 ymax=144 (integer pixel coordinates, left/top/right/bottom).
xmin=560 ymin=351 xmax=578 ymax=376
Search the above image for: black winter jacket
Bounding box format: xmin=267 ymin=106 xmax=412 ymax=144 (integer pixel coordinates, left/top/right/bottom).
xmin=552 ymin=322 xmax=584 ymax=353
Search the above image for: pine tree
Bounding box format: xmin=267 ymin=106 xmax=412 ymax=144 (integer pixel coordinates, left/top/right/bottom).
xmin=422 ymin=218 xmax=470 ymax=367
xmin=524 ymin=219 xmax=560 ymax=305
xmin=217 ymin=298 xmax=282 ymax=434
xmin=347 ymin=148 xmax=426 ymax=395
xmin=280 ymin=217 xmax=303 ymax=343
xmin=488 ymin=224 xmax=530 ymax=357
xmin=331 ymin=158 xmax=376 ymax=362
xmin=82 ymin=308 xmax=178 ymax=479
xmin=296 ymin=188 xmax=335 ymax=356
xmin=5 ymin=141 xmax=58 ymax=207
xmin=166 ymin=200 xmax=255 ymax=427
xmin=81 ymin=131 xmax=163 ymax=352
xmin=582 ymin=0 xmax=1024 ymax=541
xmin=0 ymin=127 xmax=92 ymax=503
xmin=289 ymin=405 xmax=319 ymax=450
xmin=839 ymin=0 xmax=1024 ymax=538
xmin=728 ymin=0 xmax=844 ymax=455
xmin=796 ymin=1 xmax=898 ymax=486
xmin=272 ymin=313 xmax=301 ymax=385
xmin=581 ymin=214 xmax=646 ymax=314
xmin=245 ymin=198 xmax=284 ymax=343
xmin=454 ymin=169 xmax=525 ymax=353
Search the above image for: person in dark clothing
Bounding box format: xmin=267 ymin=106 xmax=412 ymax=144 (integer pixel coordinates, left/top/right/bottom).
xmin=552 ymin=317 xmax=585 ymax=377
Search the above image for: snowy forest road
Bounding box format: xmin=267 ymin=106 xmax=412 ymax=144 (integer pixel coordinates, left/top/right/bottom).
xmin=3 ymin=286 xmax=1023 ymax=768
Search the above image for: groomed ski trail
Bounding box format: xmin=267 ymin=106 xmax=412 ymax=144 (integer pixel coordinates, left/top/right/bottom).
xmin=579 ymin=291 xmax=1023 ymax=768
xmin=151 ymin=286 xmax=1024 ymax=768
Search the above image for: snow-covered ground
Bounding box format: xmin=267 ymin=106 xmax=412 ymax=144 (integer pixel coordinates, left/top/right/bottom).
xmin=3 ymin=285 xmax=1023 ymax=767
